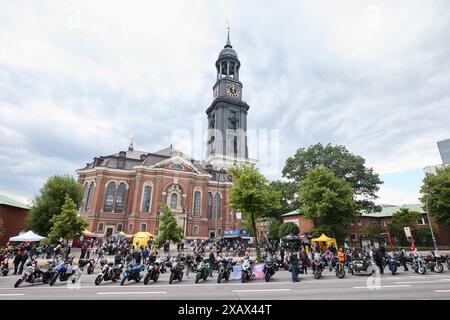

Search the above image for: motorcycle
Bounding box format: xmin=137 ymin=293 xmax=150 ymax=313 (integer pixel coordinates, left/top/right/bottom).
xmin=240 ymin=259 xmax=254 ymax=283
xmin=160 ymin=256 xmax=171 ymax=274
xmin=169 ymin=259 xmax=184 ymax=284
xmin=263 ymin=256 xmax=276 ymax=282
xmin=49 ymin=258 xmax=81 ymax=286
xmin=78 ymin=258 xmax=95 ymax=274
xmin=386 ymin=253 xmax=400 ymax=275
xmin=425 ymin=252 xmax=444 ymax=273
xmin=1 ymin=255 xmax=9 ymax=276
xmin=14 ymin=260 xmax=54 ymax=288
xmin=412 ymin=252 xmax=427 ymax=275
xmin=217 ymin=258 xmax=234 ymax=283
xmin=311 ymin=254 xmax=324 ymax=279
xmin=143 ymin=261 xmax=161 ymax=285
xmin=334 ymin=258 xmax=346 ymax=279
xmin=120 ymin=262 xmax=144 ymax=285
xmin=95 ymin=262 xmax=122 ymax=285
xmin=349 ymin=253 xmax=378 ymax=275
xmin=195 ymin=259 xmax=210 ymax=283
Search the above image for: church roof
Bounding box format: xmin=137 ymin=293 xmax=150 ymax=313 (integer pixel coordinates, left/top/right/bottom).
xmin=218 ymin=29 xmax=238 ymax=59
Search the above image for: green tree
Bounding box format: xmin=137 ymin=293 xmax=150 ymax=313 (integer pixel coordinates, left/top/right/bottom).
xmin=298 ymin=166 xmax=357 ymax=244
xmin=27 ymin=175 xmax=83 ymax=236
xmin=360 ymin=223 xmax=384 ymax=238
xmin=229 ymin=166 xmax=281 ymax=257
xmin=282 ymin=143 xmax=383 ymax=212
xmin=278 ymin=222 xmax=300 ymax=238
xmin=266 ymin=180 xmax=298 ymax=221
xmin=155 ymin=203 xmax=184 ymax=251
xmin=420 ymin=166 xmax=450 ymax=227
xmin=387 ymin=208 xmax=431 ymax=246
xmin=268 ymin=219 xmax=282 ymax=240
xmin=48 ymin=195 xmax=88 ymax=243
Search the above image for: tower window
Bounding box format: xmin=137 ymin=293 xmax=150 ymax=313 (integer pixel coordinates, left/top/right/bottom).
xmin=170 ymin=193 xmax=178 ymax=209
xmin=234 ymin=136 xmax=238 ymax=156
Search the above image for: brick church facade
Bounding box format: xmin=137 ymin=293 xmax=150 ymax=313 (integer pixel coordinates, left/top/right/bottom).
xmin=77 ymin=32 xmax=255 ymax=239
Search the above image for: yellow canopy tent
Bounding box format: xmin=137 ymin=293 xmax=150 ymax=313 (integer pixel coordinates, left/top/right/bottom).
xmin=311 ymin=233 xmax=338 ymax=251
xmin=133 ymin=232 xmax=154 ymax=248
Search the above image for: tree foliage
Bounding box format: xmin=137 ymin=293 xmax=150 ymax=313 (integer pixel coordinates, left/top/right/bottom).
xmin=229 ymin=166 xmax=281 ymax=256
xmin=48 ymin=195 xmax=88 ymax=243
xmin=268 ymin=219 xmax=282 ymax=240
xmin=27 ymin=175 xmax=83 ymax=236
xmin=387 ymin=208 xmax=432 ymax=246
xmin=298 ymin=166 xmax=357 ymax=243
xmin=283 ymin=143 xmax=383 ymax=212
xmin=420 ymin=166 xmax=450 ymax=227
xmin=266 ymin=180 xmax=298 ymax=221
xmin=155 ymin=203 xmax=184 ymax=248
xmin=278 ymin=222 xmax=300 ymax=238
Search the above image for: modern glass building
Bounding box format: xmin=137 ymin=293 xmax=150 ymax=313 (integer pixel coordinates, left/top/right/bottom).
xmin=437 ymin=138 xmax=450 ymax=165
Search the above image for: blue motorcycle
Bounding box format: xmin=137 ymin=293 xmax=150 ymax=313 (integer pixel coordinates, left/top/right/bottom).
xmin=49 ymin=258 xmax=81 ymax=286
xmin=121 ymin=262 xmax=144 ymax=285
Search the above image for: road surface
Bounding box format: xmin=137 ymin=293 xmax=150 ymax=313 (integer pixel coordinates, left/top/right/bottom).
xmin=1 ymin=268 xmax=450 ymax=300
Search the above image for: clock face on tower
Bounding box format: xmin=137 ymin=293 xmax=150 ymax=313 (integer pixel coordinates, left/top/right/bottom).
xmin=226 ymin=83 xmax=240 ymax=97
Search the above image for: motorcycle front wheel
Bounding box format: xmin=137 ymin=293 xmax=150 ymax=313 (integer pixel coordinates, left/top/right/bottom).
xmin=14 ymin=278 xmax=23 ymax=288
xmin=120 ymin=276 xmax=127 ymax=286
xmin=144 ymin=273 xmax=151 ymax=285
xmin=434 ymin=263 xmax=444 ymax=273
xmin=217 ymin=272 xmax=223 ymax=283
xmin=418 ymin=266 xmax=426 ymax=275
xmin=264 ymin=271 xmax=271 ymax=282
xmin=95 ymin=275 xmax=103 ymax=286
xmin=195 ymin=273 xmax=201 ymax=284
xmin=169 ymin=273 xmax=175 ymax=284
xmin=314 ymin=270 xmax=322 ymax=279
xmin=336 ymin=268 xmax=345 ymax=279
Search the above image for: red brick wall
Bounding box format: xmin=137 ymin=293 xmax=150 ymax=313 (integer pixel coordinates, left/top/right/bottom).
xmin=0 ymin=205 xmax=28 ymax=246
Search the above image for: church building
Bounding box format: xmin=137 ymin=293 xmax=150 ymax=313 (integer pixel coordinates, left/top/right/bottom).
xmin=77 ymin=32 xmax=256 ymax=239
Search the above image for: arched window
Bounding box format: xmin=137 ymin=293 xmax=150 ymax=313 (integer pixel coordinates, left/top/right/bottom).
xmin=86 ymin=182 xmax=95 ymax=210
xmin=141 ymin=186 xmax=152 ymax=213
xmin=115 ymin=183 xmax=127 ymax=213
xmin=193 ymin=191 xmax=201 ymax=216
xmin=170 ymin=193 xmax=178 ymax=210
xmin=103 ymin=182 xmax=116 ymax=212
xmin=207 ymin=192 xmax=213 ymax=219
xmin=82 ymin=183 xmax=89 ymax=210
xmin=214 ymin=193 xmax=221 ymax=219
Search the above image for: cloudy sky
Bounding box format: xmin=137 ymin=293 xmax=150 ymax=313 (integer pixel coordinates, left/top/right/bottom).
xmin=1 ymin=0 xmax=449 ymax=206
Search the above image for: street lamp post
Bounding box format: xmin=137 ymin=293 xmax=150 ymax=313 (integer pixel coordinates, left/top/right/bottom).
xmin=424 ymin=180 xmax=449 ymax=256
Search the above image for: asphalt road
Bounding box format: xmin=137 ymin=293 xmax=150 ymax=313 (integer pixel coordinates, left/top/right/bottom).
xmin=1 ymin=267 xmax=450 ymax=300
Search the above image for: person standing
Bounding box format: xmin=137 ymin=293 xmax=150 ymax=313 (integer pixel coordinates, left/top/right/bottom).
xmin=208 ymin=250 xmax=216 ymax=277
xmin=300 ymin=248 xmax=308 ymax=274
xmin=290 ymin=253 xmax=300 ymax=282
xmin=13 ymin=250 xmax=22 ymax=275
xmin=398 ymin=247 xmax=408 ymax=271
xmin=18 ymin=250 xmax=29 ymax=275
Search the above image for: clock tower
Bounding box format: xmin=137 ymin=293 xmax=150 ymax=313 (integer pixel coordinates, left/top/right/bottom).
xmin=206 ymin=30 xmax=257 ymax=169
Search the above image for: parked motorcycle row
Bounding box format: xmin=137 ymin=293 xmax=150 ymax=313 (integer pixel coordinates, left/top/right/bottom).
xmin=8 ymin=250 xmax=450 ymax=288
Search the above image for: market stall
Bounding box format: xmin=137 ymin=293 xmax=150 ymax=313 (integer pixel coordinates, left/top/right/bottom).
xmin=9 ymin=230 xmax=46 ymax=242
xmin=132 ymin=232 xmax=154 ymax=248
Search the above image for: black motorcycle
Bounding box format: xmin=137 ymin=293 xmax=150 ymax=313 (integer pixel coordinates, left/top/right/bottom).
xmin=78 ymin=258 xmax=95 ymax=274
xmin=425 ymin=252 xmax=444 ymax=273
xmin=95 ymin=262 xmax=122 ymax=285
xmin=311 ymin=254 xmax=324 ymax=279
xmin=412 ymin=253 xmax=427 ymax=275
xmin=169 ymin=259 xmax=184 ymax=284
xmin=386 ymin=253 xmax=400 ymax=275
xmin=263 ymin=256 xmax=276 ymax=282
xmin=14 ymin=260 xmax=54 ymax=288
xmin=144 ymin=261 xmax=161 ymax=285
xmin=217 ymin=258 xmax=234 ymax=283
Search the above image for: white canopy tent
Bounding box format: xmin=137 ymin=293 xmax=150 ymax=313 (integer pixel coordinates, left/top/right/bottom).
xmin=9 ymin=230 xmax=46 ymax=242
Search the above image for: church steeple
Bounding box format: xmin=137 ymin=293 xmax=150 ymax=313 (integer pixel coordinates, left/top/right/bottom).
xmin=205 ymin=30 xmax=254 ymax=170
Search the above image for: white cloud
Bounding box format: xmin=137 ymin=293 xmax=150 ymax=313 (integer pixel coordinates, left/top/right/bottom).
xmin=0 ymin=0 xmax=449 ymax=204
